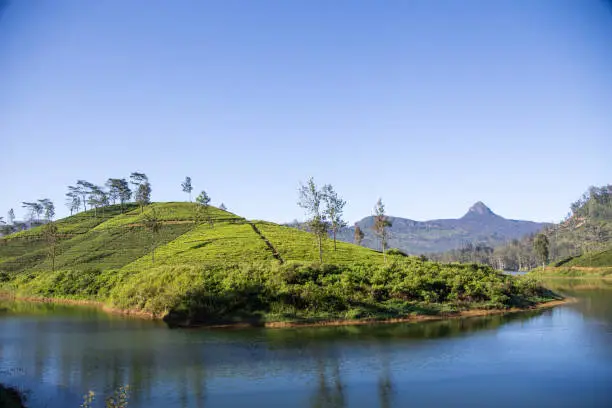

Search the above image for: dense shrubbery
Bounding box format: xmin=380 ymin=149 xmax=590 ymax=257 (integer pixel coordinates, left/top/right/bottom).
xmin=2 ymin=256 xmax=557 ymax=325
xmin=104 ymin=257 xmax=555 ymax=325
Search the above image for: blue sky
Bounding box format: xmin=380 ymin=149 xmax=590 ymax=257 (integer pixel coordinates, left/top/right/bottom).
xmin=1 ymin=0 xmax=611 ymax=224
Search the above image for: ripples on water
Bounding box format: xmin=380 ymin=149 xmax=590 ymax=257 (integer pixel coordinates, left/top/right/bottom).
xmin=1 ymin=279 xmax=612 ymax=407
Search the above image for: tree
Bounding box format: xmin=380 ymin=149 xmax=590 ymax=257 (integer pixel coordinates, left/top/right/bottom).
xmin=22 ymin=202 xmax=43 ymax=222
xmin=131 ymin=172 xmax=150 ymax=213
xmin=106 ymin=178 xmax=121 ymax=205
xmin=136 ymin=182 xmax=151 ymax=212
xmin=372 ymin=198 xmax=392 ymax=263
xmin=87 ymin=186 xmax=108 ymax=217
xmin=116 ymin=179 xmax=132 ymax=212
xmin=181 ymin=176 xmax=193 ymax=202
xmin=298 ymin=177 xmax=329 ymax=264
xmin=7 ymin=208 xmax=15 ymax=225
xmin=533 ymin=233 xmax=550 ymax=269
xmin=219 ymin=203 xmax=227 ymax=211
xmin=354 ymin=224 xmax=365 ymax=246
xmin=195 ymin=190 xmax=213 ymax=226
xmin=65 ymin=189 xmax=81 ymax=216
xmin=322 ymin=184 xmax=347 ymax=251
xmin=38 ymin=199 xmax=55 ymax=221
xmin=0 ymin=216 xmax=4 ymax=225
xmin=142 ymin=207 xmax=161 ymax=264
xmin=42 ymin=222 xmax=59 ymax=272
xmin=76 ymin=180 xmax=96 ymax=212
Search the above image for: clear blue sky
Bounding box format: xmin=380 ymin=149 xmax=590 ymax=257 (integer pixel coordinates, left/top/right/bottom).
xmin=1 ymin=0 xmax=611 ymax=224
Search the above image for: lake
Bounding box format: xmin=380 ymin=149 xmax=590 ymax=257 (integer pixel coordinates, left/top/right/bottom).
xmin=1 ymin=278 xmax=612 ymax=407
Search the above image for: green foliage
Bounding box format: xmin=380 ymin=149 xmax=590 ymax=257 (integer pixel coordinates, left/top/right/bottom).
xmin=0 ymin=202 xmax=558 ymax=326
xmin=298 ymin=177 xmax=330 ymax=263
xmin=533 ymin=233 xmax=549 ymax=267
xmin=373 ymin=198 xmax=392 ymax=262
xmin=110 ymin=258 xmax=557 ymax=325
xmin=181 ymin=176 xmax=193 ymax=201
xmin=564 ymin=247 xmax=612 ymax=267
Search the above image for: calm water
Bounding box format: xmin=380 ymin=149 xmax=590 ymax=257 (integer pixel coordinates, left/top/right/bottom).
xmin=1 ymin=279 xmax=612 ymax=408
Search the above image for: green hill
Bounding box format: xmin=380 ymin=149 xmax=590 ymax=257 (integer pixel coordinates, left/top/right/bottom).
xmin=535 ymin=247 xmax=612 ymax=278
xmin=0 ymin=202 xmax=559 ymax=326
xmin=561 ymin=247 xmax=612 ymax=268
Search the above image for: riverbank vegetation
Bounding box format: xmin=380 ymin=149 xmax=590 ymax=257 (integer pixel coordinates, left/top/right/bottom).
xmin=1 ymin=174 xmax=561 ymax=326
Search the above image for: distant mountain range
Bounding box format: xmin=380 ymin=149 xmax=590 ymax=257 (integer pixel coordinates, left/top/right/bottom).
xmin=335 ymin=202 xmax=549 ymax=254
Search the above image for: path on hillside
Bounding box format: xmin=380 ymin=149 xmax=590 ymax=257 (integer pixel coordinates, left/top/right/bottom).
xmin=247 ymin=222 xmax=284 ymax=264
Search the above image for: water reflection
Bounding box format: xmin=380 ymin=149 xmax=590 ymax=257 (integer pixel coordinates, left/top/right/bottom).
xmin=1 ymin=279 xmax=612 ymax=407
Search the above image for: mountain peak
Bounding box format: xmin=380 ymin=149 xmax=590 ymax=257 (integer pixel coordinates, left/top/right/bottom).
xmin=464 ymin=201 xmax=495 ymax=217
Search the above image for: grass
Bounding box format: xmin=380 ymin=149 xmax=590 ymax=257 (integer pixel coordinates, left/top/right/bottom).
xmin=255 ymin=221 xmax=383 ymax=265
xmin=0 ymin=202 xmax=561 ymax=326
xmin=534 ymin=247 xmax=612 ymax=278
xmin=562 ymin=247 xmax=612 ymax=268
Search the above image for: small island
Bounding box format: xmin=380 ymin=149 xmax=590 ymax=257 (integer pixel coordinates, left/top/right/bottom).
xmin=0 ymin=174 xmax=563 ymax=328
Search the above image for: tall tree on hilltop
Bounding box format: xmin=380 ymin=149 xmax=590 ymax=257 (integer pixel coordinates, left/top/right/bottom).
xmin=87 ymin=186 xmax=109 ymax=218
xmin=298 ymin=177 xmax=329 ymax=264
xmin=195 ymin=190 xmax=213 ymax=227
xmin=106 ymin=178 xmax=132 ymax=212
xmin=106 ymin=178 xmax=120 ymax=205
xmin=7 ymin=208 xmax=15 ymax=225
xmin=533 ymin=233 xmax=550 ymax=269
xmin=118 ymin=179 xmax=132 ymax=212
xmin=131 ymin=172 xmax=151 ymax=213
xmin=181 ymin=177 xmax=193 ymax=202
xmin=38 ymin=199 xmax=55 ymax=221
xmin=42 ymin=221 xmax=59 ymax=272
xmin=22 ymin=202 xmax=43 ymax=222
xmin=372 ymin=198 xmax=392 ymax=263
xmin=65 ymin=190 xmax=81 ymax=216
xmin=76 ymin=180 xmax=95 ymax=212
xmin=322 ymin=184 xmax=347 ymax=251
xmin=354 ymin=224 xmax=365 ymax=246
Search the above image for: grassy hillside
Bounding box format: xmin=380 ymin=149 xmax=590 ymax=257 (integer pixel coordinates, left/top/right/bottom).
xmin=561 ymin=247 xmax=612 ymax=268
xmin=0 ymin=202 xmax=559 ymax=326
xmin=533 ymin=247 xmax=612 ymax=278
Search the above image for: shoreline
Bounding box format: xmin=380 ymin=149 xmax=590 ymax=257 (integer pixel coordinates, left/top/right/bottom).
xmin=0 ymin=291 xmax=572 ymax=329
xmin=533 ymin=266 xmax=612 ymax=279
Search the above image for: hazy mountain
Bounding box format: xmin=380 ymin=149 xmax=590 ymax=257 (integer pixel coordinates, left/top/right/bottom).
xmin=337 ymin=202 xmax=549 ymax=254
